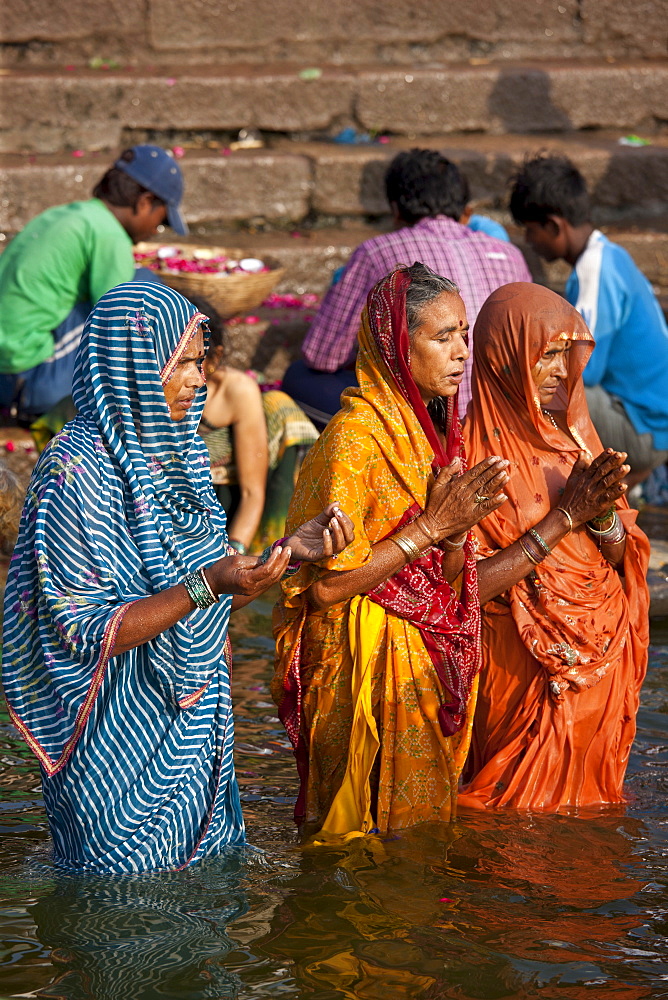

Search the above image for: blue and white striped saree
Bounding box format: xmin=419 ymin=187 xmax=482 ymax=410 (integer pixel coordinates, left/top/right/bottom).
xmin=3 ymin=283 xmax=244 ymax=873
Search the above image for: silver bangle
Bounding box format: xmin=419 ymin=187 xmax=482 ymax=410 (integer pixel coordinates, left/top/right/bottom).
xmin=414 ymin=517 xmax=437 ymax=545
xmin=441 ymin=532 xmax=467 ymax=551
xmin=200 ymin=567 xmax=218 ymax=603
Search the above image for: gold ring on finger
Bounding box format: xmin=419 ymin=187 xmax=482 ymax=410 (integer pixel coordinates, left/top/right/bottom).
xmin=474 ymin=493 xmax=490 ymax=504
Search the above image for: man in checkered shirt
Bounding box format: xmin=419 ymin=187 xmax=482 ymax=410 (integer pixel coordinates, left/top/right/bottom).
xmin=283 ymin=149 xmax=532 ymax=426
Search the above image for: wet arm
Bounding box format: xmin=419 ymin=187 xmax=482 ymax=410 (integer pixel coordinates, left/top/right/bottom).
xmin=308 ymin=517 xmax=437 ymax=610
xmin=476 ymin=508 xmax=572 ymax=605
xmin=111 ymin=549 xmax=291 ymax=656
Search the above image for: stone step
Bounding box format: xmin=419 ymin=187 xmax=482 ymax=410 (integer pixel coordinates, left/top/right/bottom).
xmin=2 ymin=132 xmax=668 ymax=236
xmin=1 ymin=1 xmax=663 ymax=68
xmin=1 ymin=61 xmax=667 ymax=154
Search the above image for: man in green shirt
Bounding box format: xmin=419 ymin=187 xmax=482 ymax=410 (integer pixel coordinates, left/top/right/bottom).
xmin=0 ymin=145 xmax=187 ymax=422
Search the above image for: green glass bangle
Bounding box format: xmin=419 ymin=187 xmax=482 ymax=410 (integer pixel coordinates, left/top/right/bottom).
xmin=184 ymin=570 xmax=218 ymax=610
xmin=528 ymin=527 xmax=551 ymax=556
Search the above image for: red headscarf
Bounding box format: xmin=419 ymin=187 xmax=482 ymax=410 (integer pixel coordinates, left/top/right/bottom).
xmin=363 ymin=267 xmax=481 ymax=735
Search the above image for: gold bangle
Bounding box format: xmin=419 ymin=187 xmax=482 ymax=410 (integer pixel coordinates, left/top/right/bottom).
xmin=390 ymin=533 xmax=422 ymax=563
xmin=554 ymin=507 xmax=573 ymax=534
xmin=518 ymin=538 xmax=541 ymax=566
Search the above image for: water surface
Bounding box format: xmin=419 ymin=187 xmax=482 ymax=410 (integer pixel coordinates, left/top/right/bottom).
xmin=1 ymin=599 xmax=667 ymax=999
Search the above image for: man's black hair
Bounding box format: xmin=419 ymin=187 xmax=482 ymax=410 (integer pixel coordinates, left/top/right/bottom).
xmin=385 ymin=149 xmax=470 ymax=224
xmin=92 ymin=149 xmax=165 ymax=211
xmin=509 ymin=154 xmax=591 ymax=227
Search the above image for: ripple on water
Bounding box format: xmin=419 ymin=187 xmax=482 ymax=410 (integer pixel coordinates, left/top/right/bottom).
xmin=0 ymin=604 xmax=667 ymax=998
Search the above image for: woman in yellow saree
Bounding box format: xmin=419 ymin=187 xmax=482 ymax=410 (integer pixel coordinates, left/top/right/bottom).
xmin=272 ymin=264 xmax=511 ymax=839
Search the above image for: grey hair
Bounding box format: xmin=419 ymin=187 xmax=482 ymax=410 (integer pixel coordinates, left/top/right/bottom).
xmin=402 ymin=262 xmax=459 ymax=336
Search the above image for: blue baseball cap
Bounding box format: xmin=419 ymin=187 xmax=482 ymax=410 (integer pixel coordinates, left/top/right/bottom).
xmin=115 ymin=145 xmax=188 ymax=235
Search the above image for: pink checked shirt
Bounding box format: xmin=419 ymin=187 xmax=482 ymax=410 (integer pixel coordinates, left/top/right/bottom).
xmin=302 ymin=216 xmax=532 ymax=414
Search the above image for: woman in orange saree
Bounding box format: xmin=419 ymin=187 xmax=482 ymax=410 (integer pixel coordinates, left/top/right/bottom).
xmin=272 ymin=264 xmax=512 ymax=839
xmin=459 ymin=282 xmax=650 ymax=811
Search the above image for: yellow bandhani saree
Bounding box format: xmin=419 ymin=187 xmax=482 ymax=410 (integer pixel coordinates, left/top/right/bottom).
xmin=272 ymin=268 xmax=482 ymax=840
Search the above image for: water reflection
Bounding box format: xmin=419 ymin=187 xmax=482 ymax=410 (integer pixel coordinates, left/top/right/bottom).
xmin=258 ymin=815 xmax=653 ymax=999
xmin=0 ymin=606 xmax=666 ymax=998
xmin=28 ymin=853 xmax=250 ymax=999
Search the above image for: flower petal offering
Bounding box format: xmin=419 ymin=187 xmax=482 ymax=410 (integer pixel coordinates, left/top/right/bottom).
xmin=134 ymin=245 xmax=271 ymax=276
xmin=133 ymin=243 xmax=285 ymax=318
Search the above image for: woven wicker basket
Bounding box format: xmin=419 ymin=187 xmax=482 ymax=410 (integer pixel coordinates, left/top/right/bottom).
xmin=134 ymin=243 xmax=285 ymax=318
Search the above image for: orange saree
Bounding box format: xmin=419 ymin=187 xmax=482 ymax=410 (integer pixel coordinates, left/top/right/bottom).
xmin=459 ymin=283 xmax=650 ymax=812
xmin=272 ymin=269 xmax=481 ymax=838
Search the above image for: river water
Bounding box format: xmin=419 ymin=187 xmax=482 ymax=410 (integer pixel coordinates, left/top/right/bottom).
xmin=0 ymin=596 xmax=667 ymax=999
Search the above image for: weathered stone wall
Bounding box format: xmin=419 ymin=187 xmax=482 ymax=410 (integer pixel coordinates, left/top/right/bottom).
xmin=2 ymin=63 xmax=667 ymax=156
xmin=2 ymin=0 xmax=666 ymax=67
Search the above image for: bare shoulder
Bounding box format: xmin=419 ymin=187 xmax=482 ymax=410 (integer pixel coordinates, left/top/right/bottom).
xmin=220 ymin=368 xmax=264 ymax=424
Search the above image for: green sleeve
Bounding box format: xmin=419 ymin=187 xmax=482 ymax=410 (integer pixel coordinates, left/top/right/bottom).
xmin=86 ymin=219 xmax=135 ymax=305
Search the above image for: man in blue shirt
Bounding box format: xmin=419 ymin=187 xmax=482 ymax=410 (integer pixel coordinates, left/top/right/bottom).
xmin=510 ymin=154 xmax=668 ymax=488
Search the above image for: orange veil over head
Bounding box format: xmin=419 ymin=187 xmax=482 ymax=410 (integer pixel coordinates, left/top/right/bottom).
xmin=465 ymin=281 xmax=648 ymax=696
xmin=461 ymin=282 xmax=650 ymax=811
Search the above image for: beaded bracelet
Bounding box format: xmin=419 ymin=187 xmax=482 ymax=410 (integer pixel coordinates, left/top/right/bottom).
xmin=589 ymin=506 xmax=616 ymax=527
xmin=528 ymin=527 xmax=551 ymax=557
xmin=586 ymin=512 xmax=620 ymax=535
xmin=184 ymin=569 xmax=218 ymax=610
xmin=227 ymin=538 xmax=248 ymax=555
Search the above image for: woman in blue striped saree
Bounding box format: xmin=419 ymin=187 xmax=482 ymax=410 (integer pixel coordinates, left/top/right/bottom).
xmin=2 ymin=283 xmax=351 ymax=874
